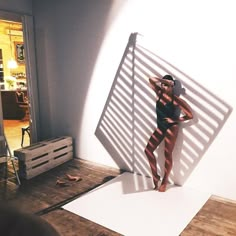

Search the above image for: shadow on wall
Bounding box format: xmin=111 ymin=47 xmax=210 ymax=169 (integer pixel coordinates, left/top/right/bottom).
xmin=33 ymin=0 xmax=126 ymax=140
xmin=95 ymin=33 xmax=232 ymax=189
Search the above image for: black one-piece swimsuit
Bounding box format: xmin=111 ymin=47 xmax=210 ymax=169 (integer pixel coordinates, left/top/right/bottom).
xmin=156 ymin=93 xmax=179 ymax=133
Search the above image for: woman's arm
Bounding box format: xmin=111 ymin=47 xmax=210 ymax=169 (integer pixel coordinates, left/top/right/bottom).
xmin=149 ymin=76 xmax=174 ymax=88
xmin=175 ymin=97 xmax=193 ymax=122
xmin=164 ymin=98 xmax=193 ymax=124
xmin=149 ymin=76 xmax=160 ymax=88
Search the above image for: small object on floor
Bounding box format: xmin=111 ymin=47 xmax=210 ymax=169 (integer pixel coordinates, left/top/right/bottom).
xmin=66 ymin=174 xmax=82 ymax=182
xmin=56 ymin=179 xmax=70 ymax=187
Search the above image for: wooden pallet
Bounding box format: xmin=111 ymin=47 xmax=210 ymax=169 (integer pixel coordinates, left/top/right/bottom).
xmin=14 ymin=136 xmax=73 ymax=179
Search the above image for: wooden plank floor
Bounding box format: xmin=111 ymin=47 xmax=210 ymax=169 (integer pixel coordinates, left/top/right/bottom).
xmin=3 ymin=119 xmax=30 ymax=151
xmin=1 ymin=158 xmax=236 ymax=236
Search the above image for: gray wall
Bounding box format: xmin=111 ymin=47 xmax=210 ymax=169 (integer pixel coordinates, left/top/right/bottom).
xmin=0 ymin=0 xmax=32 ymax=14
xmin=32 ymin=0 xmax=116 ymax=139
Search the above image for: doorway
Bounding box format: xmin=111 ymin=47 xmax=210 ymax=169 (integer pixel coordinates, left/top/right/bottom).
xmin=0 ymin=20 xmax=30 ymax=150
xmin=0 ymin=10 xmax=39 ymax=152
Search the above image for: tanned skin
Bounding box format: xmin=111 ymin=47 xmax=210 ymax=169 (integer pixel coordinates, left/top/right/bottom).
xmin=144 ymin=75 xmax=193 ymax=192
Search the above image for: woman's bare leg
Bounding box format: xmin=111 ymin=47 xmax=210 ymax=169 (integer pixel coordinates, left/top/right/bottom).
xmin=159 ymin=125 xmax=179 ymax=192
xmin=145 ymin=128 xmax=164 ymax=190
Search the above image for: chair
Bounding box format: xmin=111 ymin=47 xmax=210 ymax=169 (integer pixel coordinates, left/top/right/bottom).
xmin=0 ymin=134 xmax=21 ymax=185
xmin=21 ymin=125 xmax=30 ymax=147
xmin=15 ymin=90 xmax=29 ymax=121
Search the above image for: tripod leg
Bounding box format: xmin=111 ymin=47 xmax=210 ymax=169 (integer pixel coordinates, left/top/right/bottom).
xmin=21 ymin=128 xmax=25 ymax=147
xmin=11 ymin=159 xmax=21 ymax=185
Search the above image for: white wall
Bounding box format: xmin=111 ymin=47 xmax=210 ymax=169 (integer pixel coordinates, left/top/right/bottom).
xmin=33 ymin=0 xmax=236 ymax=200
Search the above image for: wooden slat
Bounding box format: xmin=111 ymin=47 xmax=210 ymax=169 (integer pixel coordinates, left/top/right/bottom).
xmin=20 ymin=152 xmax=73 ymax=179
xmin=14 ymin=136 xmax=72 ymax=161
xmin=21 ymin=146 xmax=73 ymax=168
xmin=14 ymin=136 xmax=73 ymax=179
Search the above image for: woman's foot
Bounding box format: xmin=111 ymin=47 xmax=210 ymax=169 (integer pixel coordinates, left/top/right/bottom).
xmin=153 ymin=175 xmax=161 ymax=190
xmin=153 ymin=181 xmax=159 ymax=190
xmin=159 ymin=183 xmax=167 ymax=192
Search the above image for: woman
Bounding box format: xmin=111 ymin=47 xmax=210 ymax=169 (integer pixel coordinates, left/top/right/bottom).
xmin=144 ymin=74 xmax=193 ymax=192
